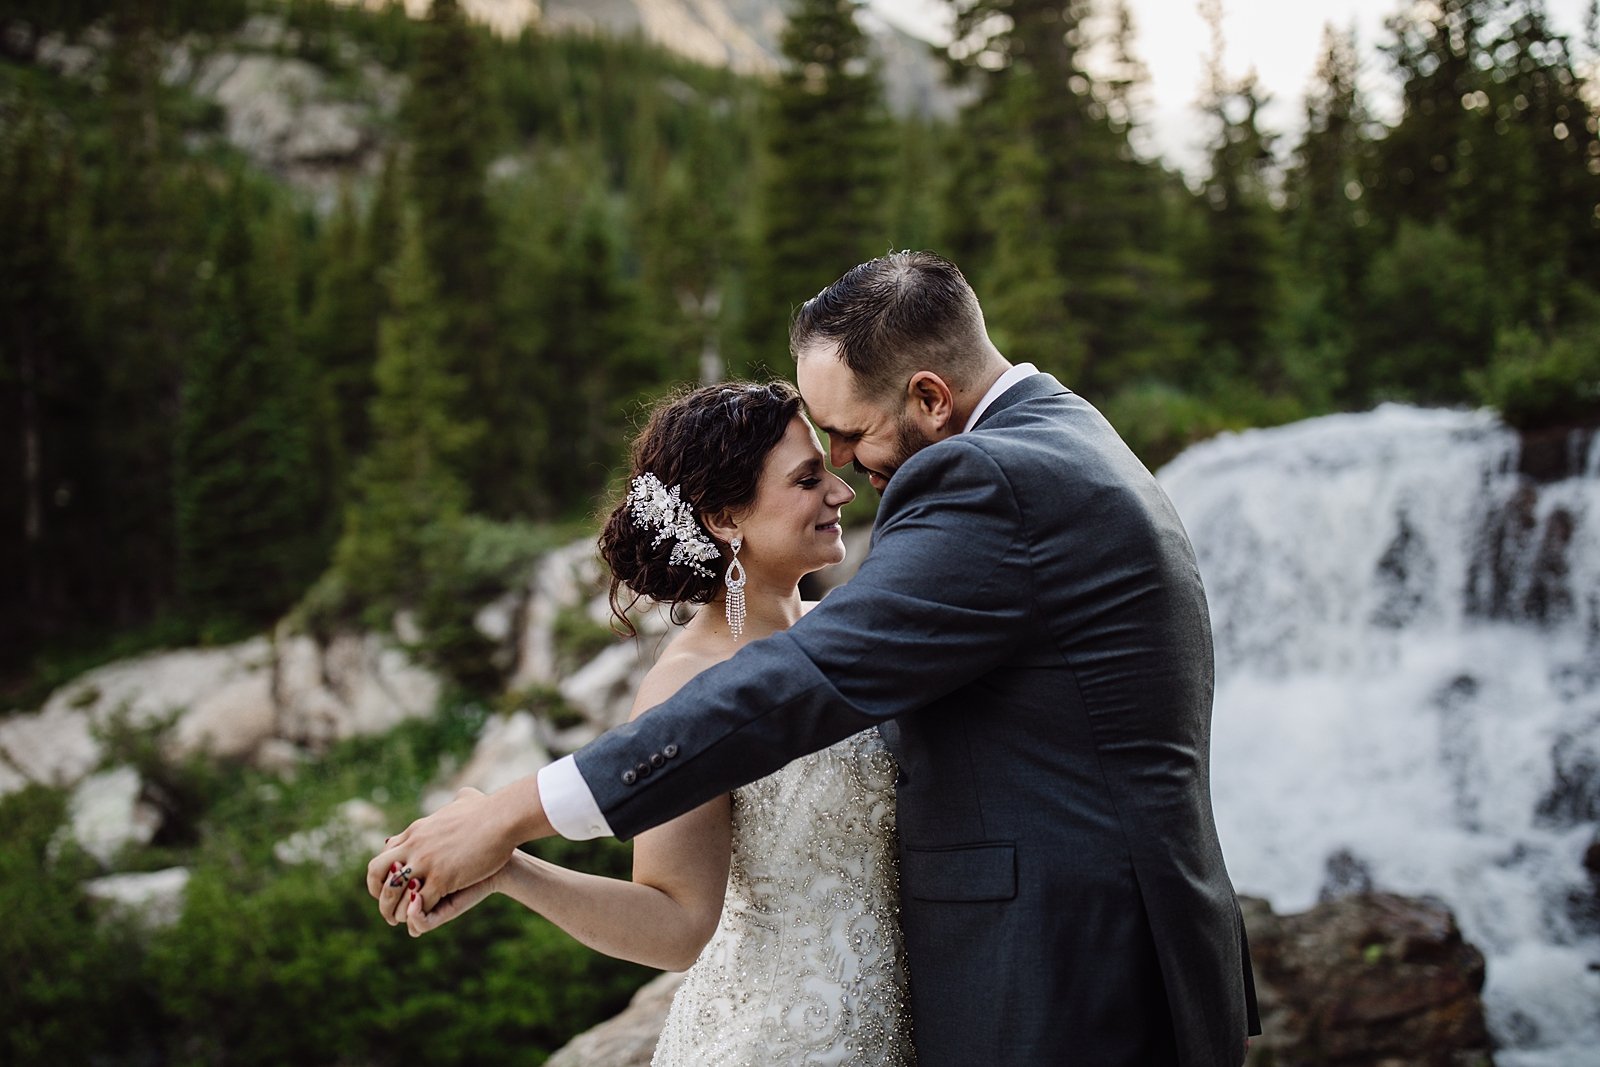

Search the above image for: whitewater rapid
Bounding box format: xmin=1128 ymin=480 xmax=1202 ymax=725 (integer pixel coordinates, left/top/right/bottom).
xmin=1159 ymin=405 xmax=1600 ymax=1066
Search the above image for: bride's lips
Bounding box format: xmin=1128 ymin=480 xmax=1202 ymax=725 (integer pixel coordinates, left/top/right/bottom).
xmin=815 ymin=519 xmax=842 ymax=534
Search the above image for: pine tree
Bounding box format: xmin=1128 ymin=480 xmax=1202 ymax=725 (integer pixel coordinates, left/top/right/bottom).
xmin=1365 ymin=0 xmax=1600 ymax=393
xmin=176 ymin=181 xmax=328 ymax=625
xmin=84 ymin=3 xmax=195 ymax=624
xmin=630 ymin=101 xmax=743 ymax=386
xmin=335 ymin=209 xmax=479 ymax=615
xmin=744 ymin=0 xmax=892 ymax=365
xmin=403 ymin=0 xmax=514 ymax=515
xmin=1374 ymin=0 xmax=1493 ymax=232
xmin=304 ymin=177 xmax=390 ymax=493
xmin=537 ymin=193 xmax=652 ymax=510
xmin=1287 ymin=25 xmax=1373 ymax=309
xmin=979 ymin=74 xmax=1082 ymax=379
xmin=1283 ymin=24 xmax=1377 ymax=402
xmin=1471 ymin=0 xmax=1600 ymax=319
xmin=1194 ymin=2 xmax=1284 ymax=388
xmin=944 ymin=0 xmax=1183 ymax=390
xmin=0 ymin=99 xmax=95 ymax=665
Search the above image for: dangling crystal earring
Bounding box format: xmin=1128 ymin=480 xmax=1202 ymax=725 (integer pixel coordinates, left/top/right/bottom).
xmin=724 ymin=536 xmax=746 ymax=641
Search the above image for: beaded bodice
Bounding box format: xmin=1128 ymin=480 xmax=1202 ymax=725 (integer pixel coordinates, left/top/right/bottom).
xmin=651 ymin=729 xmax=915 ymax=1066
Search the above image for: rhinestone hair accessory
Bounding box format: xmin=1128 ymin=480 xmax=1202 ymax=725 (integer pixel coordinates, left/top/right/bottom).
xmin=627 ymin=473 xmax=721 ymax=577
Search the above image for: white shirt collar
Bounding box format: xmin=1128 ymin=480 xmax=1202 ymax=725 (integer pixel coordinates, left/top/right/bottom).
xmin=962 ymin=363 xmax=1039 ymax=433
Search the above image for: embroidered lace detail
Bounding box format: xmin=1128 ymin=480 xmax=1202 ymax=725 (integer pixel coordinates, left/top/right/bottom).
xmin=652 ymin=730 xmax=914 ymax=1066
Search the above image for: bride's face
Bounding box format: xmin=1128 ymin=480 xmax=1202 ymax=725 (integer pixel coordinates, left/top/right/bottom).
xmin=734 ymin=415 xmax=856 ymax=583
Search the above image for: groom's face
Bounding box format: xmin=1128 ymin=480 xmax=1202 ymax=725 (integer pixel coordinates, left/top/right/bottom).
xmin=796 ymin=340 xmax=930 ymax=493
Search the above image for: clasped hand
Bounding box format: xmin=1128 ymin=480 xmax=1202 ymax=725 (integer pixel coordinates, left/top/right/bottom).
xmin=366 ymin=787 xmax=517 ymax=936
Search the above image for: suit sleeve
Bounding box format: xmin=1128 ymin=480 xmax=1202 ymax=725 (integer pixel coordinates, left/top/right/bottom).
xmin=573 ymin=438 xmax=1035 ymax=840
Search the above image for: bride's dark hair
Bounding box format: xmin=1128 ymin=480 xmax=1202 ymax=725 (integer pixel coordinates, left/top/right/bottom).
xmin=600 ymin=380 xmax=803 ymax=635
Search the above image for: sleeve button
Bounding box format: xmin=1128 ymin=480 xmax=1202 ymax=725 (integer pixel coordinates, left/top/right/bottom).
xmin=663 ymin=743 xmax=679 ymax=759
xmin=649 ymin=752 xmax=665 ymax=768
xmin=621 ymin=769 xmax=637 ymax=786
xmin=636 ymin=761 xmax=652 ymax=778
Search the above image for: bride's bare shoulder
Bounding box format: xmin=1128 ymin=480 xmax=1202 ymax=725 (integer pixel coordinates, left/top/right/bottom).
xmin=628 ymin=638 xmax=728 ymax=722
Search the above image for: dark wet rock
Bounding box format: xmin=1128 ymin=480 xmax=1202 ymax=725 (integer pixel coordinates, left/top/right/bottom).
xmin=1319 ymin=848 xmax=1377 ymax=902
xmin=1517 ymin=424 xmax=1597 ymax=484
xmin=1242 ymin=892 xmax=1494 ymax=1067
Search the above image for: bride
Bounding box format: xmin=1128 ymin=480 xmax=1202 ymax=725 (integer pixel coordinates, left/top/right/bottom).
xmin=385 ymin=381 xmax=915 ymax=1066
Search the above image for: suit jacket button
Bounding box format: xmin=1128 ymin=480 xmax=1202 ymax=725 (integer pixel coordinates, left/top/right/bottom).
xmin=636 ymin=761 xmax=652 ymax=778
xmin=663 ymin=743 xmax=679 ymax=759
xmin=649 ymin=752 xmax=665 ymax=768
xmin=621 ymin=769 xmax=637 ymax=786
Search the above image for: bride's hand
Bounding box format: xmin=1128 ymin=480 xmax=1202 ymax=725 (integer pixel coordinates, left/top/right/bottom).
xmin=405 ymin=869 xmax=501 ymax=938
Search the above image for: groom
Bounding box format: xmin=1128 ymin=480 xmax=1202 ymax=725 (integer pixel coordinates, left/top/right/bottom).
xmin=371 ymin=251 xmax=1260 ymax=1065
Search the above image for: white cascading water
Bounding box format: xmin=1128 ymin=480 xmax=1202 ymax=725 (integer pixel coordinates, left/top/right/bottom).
xmin=1158 ymin=405 xmax=1600 ymax=1066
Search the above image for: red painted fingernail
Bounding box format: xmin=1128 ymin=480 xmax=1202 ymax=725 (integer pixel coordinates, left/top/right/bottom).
xmin=409 ymin=890 xmax=416 ymax=902
xmin=407 ymin=878 xmax=419 ymax=891
xmin=390 ymin=862 xmax=400 ymax=873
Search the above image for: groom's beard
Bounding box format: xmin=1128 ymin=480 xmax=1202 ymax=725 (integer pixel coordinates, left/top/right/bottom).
xmin=855 ymin=415 xmax=937 ymax=491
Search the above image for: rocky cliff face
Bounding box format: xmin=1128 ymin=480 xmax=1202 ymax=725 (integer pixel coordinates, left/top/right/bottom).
xmin=20 ymin=2 xmax=954 ymax=204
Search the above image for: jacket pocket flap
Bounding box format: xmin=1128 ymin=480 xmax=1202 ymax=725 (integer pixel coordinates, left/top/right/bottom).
xmin=903 ymin=843 xmax=1017 ymax=902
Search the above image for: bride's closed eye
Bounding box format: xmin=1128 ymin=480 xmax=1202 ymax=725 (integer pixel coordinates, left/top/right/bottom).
xmin=798 ymin=477 xmax=823 ymax=489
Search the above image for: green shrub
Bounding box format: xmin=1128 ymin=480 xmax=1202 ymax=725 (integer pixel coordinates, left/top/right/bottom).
xmin=0 ymin=786 xmax=160 ymax=1064
xmin=1471 ymin=323 xmax=1600 ymax=430
xmin=1100 ymin=380 xmax=1310 ymax=471
xmin=0 ymin=704 xmax=650 ymax=1066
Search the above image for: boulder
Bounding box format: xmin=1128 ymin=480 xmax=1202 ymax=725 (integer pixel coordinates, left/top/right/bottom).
xmin=41 ymin=637 xmax=274 ymax=731
xmin=274 ymin=631 xmax=441 ymax=749
xmin=0 ymin=758 xmax=27 ymax=796
xmin=0 ymin=704 xmax=101 ymax=794
xmin=546 ymin=971 xmax=684 ymax=1067
xmin=274 ymin=798 xmax=390 ymax=871
xmin=559 ymin=643 xmax=652 ymax=730
xmin=511 ymin=541 xmax=604 ymax=690
xmin=84 ymin=867 xmax=191 ymax=929
xmin=62 ymin=766 xmax=162 ymax=867
xmin=2 ymin=629 xmax=442 ymax=797
xmin=1243 ymin=892 xmax=1494 ymax=1067
xmin=191 ymin=52 xmax=370 ymax=164
xmin=475 ymin=588 xmax=525 ymax=673
xmin=167 ymin=672 xmax=278 ymax=761
xmin=422 ymin=711 xmax=550 ymax=814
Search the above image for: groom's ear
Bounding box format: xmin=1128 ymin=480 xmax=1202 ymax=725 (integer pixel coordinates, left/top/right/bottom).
xmin=906 ymin=371 xmax=955 ymax=432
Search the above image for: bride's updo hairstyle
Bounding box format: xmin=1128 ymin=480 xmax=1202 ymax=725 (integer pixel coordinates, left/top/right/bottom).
xmin=600 ymin=380 xmax=803 ymax=634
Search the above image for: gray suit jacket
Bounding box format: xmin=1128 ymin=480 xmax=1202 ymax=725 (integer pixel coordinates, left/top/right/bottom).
xmin=574 ymin=374 xmax=1259 ymax=1066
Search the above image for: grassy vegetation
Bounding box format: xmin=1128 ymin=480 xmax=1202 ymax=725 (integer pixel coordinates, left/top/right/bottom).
xmin=2 ymin=703 xmax=651 ymax=1066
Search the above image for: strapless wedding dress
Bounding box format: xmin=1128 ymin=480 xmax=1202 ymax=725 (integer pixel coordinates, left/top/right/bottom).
xmin=651 ymin=729 xmax=915 ymax=1066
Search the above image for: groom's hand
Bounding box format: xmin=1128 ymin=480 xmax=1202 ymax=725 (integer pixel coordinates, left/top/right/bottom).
xmin=367 ymin=776 xmax=552 ymax=917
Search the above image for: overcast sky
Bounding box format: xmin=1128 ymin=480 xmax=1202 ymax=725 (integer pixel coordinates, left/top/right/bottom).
xmin=870 ymin=0 xmax=1595 ymax=177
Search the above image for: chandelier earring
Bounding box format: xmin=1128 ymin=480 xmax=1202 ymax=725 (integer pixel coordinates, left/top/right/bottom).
xmin=724 ymin=536 xmax=747 ymax=642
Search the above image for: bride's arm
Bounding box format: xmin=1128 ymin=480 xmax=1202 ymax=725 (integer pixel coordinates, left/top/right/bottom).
xmin=406 ymin=653 xmax=733 ymax=972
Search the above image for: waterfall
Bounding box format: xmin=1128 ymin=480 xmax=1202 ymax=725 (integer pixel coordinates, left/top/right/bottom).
xmin=1158 ymin=405 xmax=1600 ymax=1067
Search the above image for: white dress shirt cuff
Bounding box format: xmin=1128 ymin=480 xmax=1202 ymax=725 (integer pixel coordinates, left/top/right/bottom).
xmin=537 ymin=755 xmax=614 ymax=840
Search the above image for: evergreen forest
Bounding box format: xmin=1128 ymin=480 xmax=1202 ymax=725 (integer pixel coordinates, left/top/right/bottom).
xmin=6 ymin=0 xmax=1600 ymax=688
xmin=3 ymin=0 xmax=1600 ymax=1059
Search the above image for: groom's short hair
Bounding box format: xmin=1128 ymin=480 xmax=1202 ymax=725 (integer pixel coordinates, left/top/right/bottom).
xmin=790 ymin=251 xmax=992 ymax=402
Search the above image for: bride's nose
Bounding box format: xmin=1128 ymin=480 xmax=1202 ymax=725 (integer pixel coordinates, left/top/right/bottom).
xmin=826 ymin=473 xmax=855 ymax=507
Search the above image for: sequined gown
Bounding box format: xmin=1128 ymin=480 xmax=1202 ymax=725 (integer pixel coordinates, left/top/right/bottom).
xmin=651 ymin=729 xmax=915 ymax=1066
